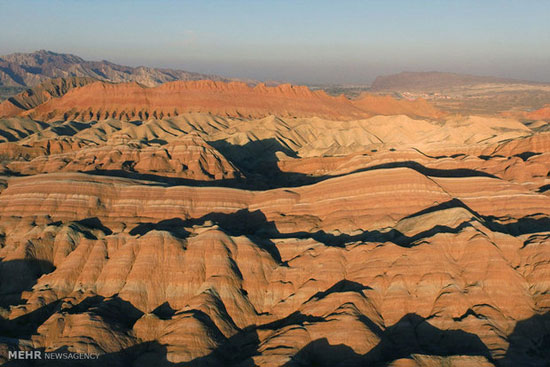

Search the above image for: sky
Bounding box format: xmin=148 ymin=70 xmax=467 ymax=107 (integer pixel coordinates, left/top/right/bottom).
xmin=1 ymin=0 xmax=549 ymax=84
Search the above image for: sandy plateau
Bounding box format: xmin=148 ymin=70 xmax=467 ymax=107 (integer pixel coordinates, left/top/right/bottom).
xmin=0 ymin=79 xmax=549 ymax=367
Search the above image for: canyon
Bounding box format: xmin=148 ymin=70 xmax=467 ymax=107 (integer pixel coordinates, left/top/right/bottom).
xmin=0 ymin=78 xmax=549 ymax=367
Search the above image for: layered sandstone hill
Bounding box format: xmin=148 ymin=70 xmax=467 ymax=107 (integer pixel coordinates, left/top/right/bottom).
xmin=0 ymin=89 xmax=549 ymax=366
xmin=0 ymin=76 xmax=97 ymax=117
xmin=0 ymin=79 xmax=445 ymax=121
xmin=501 ymin=105 xmax=550 ymax=125
xmin=526 ymin=105 xmax=550 ymax=121
xmin=353 ymin=93 xmax=444 ymax=119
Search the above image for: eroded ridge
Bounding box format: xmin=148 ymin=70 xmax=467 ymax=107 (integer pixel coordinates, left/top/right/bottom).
xmin=0 ymin=95 xmax=549 ymax=366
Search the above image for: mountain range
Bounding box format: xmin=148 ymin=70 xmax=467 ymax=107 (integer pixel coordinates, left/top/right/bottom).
xmin=0 ymin=50 xmax=232 ymax=88
xmin=3 ymin=50 xmax=548 ymax=94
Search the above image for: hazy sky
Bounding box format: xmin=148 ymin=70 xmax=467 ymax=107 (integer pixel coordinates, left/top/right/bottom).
xmin=1 ymin=0 xmax=549 ymax=84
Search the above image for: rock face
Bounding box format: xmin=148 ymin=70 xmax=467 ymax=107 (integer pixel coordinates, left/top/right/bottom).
xmin=0 ymin=84 xmax=549 ymax=367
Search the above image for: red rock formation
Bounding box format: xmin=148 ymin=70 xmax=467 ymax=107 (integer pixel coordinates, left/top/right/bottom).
xmin=1 ymin=134 xmax=241 ymax=181
xmin=0 ymin=77 xmax=97 ymax=118
xmin=21 ymin=80 xmax=367 ymax=121
xmin=1 ymin=80 xmax=444 ymax=121
xmin=527 ymin=105 xmax=550 ymax=120
xmin=0 ymin=100 xmax=24 ymax=117
xmin=0 ymin=102 xmax=548 ymax=366
xmin=352 ymin=93 xmax=445 ymax=119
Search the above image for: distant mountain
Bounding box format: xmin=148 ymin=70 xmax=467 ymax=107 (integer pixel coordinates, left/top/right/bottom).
xmin=0 ymin=50 xmax=233 ymax=88
xmin=370 ymin=71 xmax=543 ymax=92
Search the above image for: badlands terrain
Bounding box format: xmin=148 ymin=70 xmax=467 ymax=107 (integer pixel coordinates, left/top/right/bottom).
xmin=0 ymin=75 xmax=549 ymax=367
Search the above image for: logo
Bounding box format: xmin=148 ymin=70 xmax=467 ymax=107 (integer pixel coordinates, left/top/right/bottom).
xmin=8 ymin=351 xmax=42 ymax=360
xmin=8 ymin=350 xmax=99 ymax=360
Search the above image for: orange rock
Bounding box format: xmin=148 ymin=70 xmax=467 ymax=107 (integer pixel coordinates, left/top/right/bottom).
xmin=527 ymin=105 xmax=550 ymax=120
xmin=0 ymin=97 xmax=549 ymax=366
xmin=0 ymin=79 xmax=444 ymax=121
